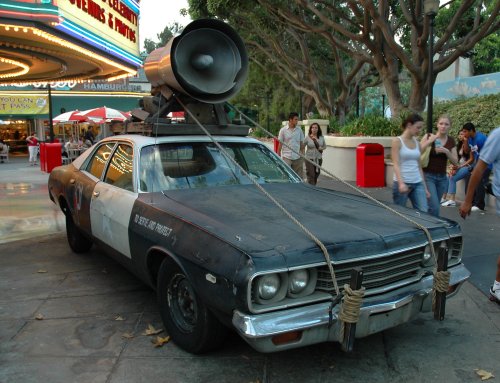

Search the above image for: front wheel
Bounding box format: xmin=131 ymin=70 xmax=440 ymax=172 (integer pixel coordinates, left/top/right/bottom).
xmin=157 ymin=259 xmax=227 ymax=354
xmin=65 ymin=212 xmax=92 ymax=253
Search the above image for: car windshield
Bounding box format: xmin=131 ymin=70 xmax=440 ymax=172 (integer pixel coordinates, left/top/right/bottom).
xmin=139 ymin=141 xmax=300 ymax=192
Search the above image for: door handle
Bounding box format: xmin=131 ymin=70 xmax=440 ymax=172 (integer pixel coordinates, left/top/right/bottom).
xmin=93 ymin=191 xmax=100 ymax=197
xmin=69 ymin=179 xmax=75 ymax=184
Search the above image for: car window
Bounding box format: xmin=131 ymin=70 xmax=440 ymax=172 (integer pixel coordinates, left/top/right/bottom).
xmin=103 ymin=144 xmax=134 ymax=191
xmin=139 ymin=142 xmax=299 ymax=192
xmin=85 ymin=142 xmax=115 ymax=179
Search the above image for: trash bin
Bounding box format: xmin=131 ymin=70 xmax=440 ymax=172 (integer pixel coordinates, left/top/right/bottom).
xmin=356 ymin=143 xmax=385 ymax=187
xmin=44 ymin=143 xmax=62 ymax=173
xmin=273 ymin=138 xmax=280 ymax=154
xmin=39 ymin=143 xmax=47 ymax=172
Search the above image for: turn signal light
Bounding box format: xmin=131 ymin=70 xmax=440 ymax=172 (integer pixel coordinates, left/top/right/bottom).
xmin=271 ymin=331 xmax=302 ymax=345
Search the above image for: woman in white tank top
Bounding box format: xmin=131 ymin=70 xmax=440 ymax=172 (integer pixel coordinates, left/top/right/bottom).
xmin=391 ymin=114 xmax=429 ymax=212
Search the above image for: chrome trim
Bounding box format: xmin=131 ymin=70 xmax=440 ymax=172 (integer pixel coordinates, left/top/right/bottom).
xmin=234 ymin=264 xmax=470 ymax=343
xmin=246 ymin=237 xmax=463 ymax=314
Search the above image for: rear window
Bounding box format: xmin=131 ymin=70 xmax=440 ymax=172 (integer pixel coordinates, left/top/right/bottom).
xmin=139 ymin=141 xmax=299 ymax=192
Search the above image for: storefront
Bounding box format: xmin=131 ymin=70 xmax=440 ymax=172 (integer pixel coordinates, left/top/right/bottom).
xmin=0 ymin=0 xmax=144 ymax=150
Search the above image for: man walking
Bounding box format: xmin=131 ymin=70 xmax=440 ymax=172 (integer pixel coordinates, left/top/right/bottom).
xmin=278 ymin=112 xmax=305 ymax=179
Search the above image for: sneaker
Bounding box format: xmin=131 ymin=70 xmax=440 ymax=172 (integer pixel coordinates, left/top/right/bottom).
xmin=441 ymin=200 xmax=456 ymax=207
xmin=440 ymin=197 xmax=447 ymax=204
xmin=471 ymin=206 xmax=481 ymax=212
xmin=490 ymin=285 xmax=500 ymax=302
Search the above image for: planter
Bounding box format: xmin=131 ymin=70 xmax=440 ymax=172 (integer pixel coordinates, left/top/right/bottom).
xmin=321 ymin=136 xmax=393 ymax=182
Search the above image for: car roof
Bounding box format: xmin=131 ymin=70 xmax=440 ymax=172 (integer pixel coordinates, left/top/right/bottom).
xmin=100 ymin=134 xmax=261 ymax=147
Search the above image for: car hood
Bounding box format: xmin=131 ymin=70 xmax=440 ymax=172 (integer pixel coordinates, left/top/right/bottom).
xmin=159 ymin=183 xmax=458 ymax=267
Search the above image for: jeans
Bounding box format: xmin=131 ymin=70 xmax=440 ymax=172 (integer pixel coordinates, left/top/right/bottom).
xmin=392 ymin=181 xmax=428 ymax=213
xmin=425 ymin=172 xmax=448 ymax=217
xmin=447 ymin=166 xmax=471 ymax=194
xmin=473 ymin=168 xmax=492 ymax=210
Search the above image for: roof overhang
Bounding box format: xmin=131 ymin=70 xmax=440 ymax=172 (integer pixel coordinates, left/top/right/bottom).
xmin=0 ymin=0 xmax=142 ymax=85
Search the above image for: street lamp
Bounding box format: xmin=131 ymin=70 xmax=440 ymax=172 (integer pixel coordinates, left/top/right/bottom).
xmin=424 ymin=0 xmax=439 ymax=133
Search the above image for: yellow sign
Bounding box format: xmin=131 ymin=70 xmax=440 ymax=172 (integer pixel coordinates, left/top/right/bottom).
xmin=58 ymin=0 xmax=140 ymax=58
xmin=0 ymin=95 xmax=49 ymax=115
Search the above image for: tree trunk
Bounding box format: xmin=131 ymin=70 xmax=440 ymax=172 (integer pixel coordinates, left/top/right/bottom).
xmin=408 ymin=77 xmax=427 ymax=114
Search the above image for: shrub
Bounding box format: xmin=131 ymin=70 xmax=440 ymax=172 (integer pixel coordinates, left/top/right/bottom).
xmin=340 ymin=115 xmax=400 ymax=136
xmin=433 ymin=94 xmax=500 ymax=136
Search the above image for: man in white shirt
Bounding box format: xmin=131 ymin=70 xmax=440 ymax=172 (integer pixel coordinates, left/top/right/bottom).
xmin=277 ymin=112 xmax=305 ymax=179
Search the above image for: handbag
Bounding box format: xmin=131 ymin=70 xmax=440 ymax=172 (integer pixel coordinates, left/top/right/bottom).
xmin=420 ymin=146 xmax=431 ymax=168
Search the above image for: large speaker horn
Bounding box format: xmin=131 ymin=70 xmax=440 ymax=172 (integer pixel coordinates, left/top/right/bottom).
xmin=144 ymin=19 xmax=248 ymax=103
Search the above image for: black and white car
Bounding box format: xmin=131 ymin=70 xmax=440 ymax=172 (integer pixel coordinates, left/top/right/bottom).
xmin=48 ymin=133 xmax=470 ymax=353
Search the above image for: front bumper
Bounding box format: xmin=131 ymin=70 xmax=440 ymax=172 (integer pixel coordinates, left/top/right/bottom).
xmin=232 ymin=263 xmax=470 ymax=353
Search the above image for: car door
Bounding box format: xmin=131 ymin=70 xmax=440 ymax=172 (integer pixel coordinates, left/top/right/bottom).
xmin=90 ymin=143 xmax=136 ymax=258
xmin=69 ymin=142 xmax=116 ymax=234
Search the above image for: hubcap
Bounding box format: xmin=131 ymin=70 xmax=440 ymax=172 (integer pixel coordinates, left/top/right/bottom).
xmin=168 ymin=274 xmax=198 ymax=332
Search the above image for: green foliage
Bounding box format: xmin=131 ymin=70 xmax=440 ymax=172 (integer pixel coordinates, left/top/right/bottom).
xmin=433 ymin=94 xmax=500 ymax=136
xmin=472 ymin=33 xmax=500 ymax=75
xmin=340 ymin=115 xmax=400 ymax=137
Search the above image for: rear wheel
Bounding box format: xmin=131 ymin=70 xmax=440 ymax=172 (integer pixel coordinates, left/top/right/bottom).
xmin=65 ymin=212 xmax=92 ymax=253
xmin=157 ymin=259 xmax=227 ymax=354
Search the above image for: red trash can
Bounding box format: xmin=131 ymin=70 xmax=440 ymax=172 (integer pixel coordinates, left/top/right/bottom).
xmin=356 ymin=143 xmax=385 ymax=187
xmin=39 ymin=143 xmax=47 ymax=172
xmin=273 ymin=138 xmax=280 ymax=154
xmin=45 ymin=143 xmax=62 ymax=173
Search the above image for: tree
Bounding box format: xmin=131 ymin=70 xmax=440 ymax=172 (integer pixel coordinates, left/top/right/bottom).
xmin=187 ymin=0 xmax=499 ymax=119
xmin=141 ymin=23 xmax=184 ymax=54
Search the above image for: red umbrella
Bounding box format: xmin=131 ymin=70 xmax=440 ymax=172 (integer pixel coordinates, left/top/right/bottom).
xmin=78 ymin=106 xmax=129 ymax=122
xmin=53 ymin=110 xmax=88 ymax=123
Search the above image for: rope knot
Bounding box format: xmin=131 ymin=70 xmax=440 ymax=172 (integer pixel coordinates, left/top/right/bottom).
xmin=432 ymin=270 xmax=450 ymax=311
xmin=339 ymin=284 xmax=365 ymax=339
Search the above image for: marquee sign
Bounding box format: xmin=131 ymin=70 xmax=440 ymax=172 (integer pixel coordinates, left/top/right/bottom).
xmin=57 ymin=0 xmax=140 ymax=63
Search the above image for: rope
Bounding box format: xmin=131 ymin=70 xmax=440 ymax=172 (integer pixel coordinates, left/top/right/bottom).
xmin=231 ymin=104 xmax=439 ymax=263
xmin=338 ymin=284 xmax=365 ymax=340
xmin=176 ymin=97 xmax=341 ymax=297
xmin=432 ymin=270 xmax=451 ymax=311
xmin=229 ymin=104 xmax=449 ymax=319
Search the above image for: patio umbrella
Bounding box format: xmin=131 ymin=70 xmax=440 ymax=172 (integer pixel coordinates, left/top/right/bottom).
xmin=78 ymin=106 xmax=129 ymax=122
xmin=53 ymin=110 xmax=89 ymax=123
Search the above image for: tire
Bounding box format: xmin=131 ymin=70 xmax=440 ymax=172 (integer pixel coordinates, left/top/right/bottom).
xmin=65 ymin=212 xmax=92 ymax=253
xmin=157 ymin=259 xmax=227 ymax=354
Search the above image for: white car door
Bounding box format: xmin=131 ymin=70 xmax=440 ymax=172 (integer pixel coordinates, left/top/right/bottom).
xmin=90 ymin=143 xmax=136 ymax=258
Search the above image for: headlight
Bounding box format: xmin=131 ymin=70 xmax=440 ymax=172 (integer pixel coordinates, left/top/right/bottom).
xmin=289 ymin=269 xmax=309 ymax=294
xmin=258 ymin=274 xmax=281 ymax=300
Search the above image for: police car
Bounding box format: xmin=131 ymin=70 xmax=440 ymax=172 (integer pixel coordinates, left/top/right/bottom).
xmin=48 ymin=133 xmax=470 ymax=354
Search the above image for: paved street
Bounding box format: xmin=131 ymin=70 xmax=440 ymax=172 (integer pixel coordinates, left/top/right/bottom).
xmin=0 ymin=155 xmax=499 ymax=383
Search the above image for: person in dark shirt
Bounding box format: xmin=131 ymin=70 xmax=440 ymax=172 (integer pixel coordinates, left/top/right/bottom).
xmin=84 ymin=126 xmax=95 ymax=146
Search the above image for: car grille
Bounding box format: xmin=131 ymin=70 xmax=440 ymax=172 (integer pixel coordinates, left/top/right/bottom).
xmin=316 ymin=246 xmax=426 ymax=296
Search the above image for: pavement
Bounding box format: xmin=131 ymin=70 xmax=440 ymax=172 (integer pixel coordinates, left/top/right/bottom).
xmin=0 ymin=155 xmax=499 ymax=383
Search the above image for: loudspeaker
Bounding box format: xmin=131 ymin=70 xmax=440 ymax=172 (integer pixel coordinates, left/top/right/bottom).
xmin=144 ymin=19 xmax=248 ymax=104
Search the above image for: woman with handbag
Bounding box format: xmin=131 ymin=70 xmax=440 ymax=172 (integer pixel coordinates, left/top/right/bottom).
xmin=305 ymin=123 xmax=326 ymax=185
xmin=420 ymin=115 xmax=458 ymax=216
xmin=391 ymin=113 xmax=429 ymax=212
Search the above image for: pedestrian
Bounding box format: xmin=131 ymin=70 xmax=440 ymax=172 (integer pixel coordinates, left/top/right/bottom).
xmin=84 ymin=126 xmax=95 ymax=146
xmin=305 ymin=123 xmax=326 ymax=185
xmin=461 ymin=122 xmax=491 ymax=211
xmin=391 ymin=113 xmax=429 ymax=212
xmin=420 ymin=114 xmax=458 ymax=217
xmin=441 ymin=130 xmax=474 ymax=207
xmin=459 ymin=127 xmax=500 ymax=303
xmin=26 ymin=133 xmax=38 ymax=166
xmin=277 ymin=112 xmax=305 ymax=179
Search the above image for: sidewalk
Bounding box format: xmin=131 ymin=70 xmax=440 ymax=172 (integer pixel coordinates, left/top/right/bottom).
xmin=0 ymin=155 xmax=499 ymax=383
